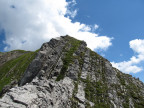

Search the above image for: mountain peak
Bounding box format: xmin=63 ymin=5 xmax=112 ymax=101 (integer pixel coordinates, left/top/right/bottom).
xmin=0 ymin=35 xmax=144 ymax=108
xmin=19 ymin=35 xmax=87 ymax=86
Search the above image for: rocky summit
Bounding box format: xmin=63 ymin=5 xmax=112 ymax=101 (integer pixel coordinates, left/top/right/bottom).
xmin=0 ymin=36 xmax=144 ymax=108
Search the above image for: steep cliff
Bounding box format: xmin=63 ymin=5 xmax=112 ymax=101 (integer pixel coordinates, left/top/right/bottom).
xmin=0 ymin=36 xmax=144 ymax=108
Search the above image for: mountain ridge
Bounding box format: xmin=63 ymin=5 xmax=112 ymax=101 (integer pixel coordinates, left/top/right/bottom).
xmin=0 ymin=35 xmax=144 ymax=108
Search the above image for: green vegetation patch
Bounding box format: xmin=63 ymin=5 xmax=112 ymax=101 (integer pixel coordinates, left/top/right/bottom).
xmin=84 ymin=75 xmax=110 ymax=108
xmin=70 ymin=81 xmax=79 ymax=108
xmin=116 ymin=71 xmax=144 ymax=108
xmin=56 ymin=37 xmax=81 ymax=81
xmin=117 ymin=72 xmax=126 ymax=85
xmin=0 ymin=50 xmax=39 ymax=92
xmin=11 ymin=49 xmax=28 ymax=53
xmin=127 ymin=83 xmax=144 ymax=108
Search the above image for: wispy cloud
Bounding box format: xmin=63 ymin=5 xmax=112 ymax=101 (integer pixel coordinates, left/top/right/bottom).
xmin=112 ymin=39 xmax=144 ymax=74
xmin=0 ymin=0 xmax=112 ymax=51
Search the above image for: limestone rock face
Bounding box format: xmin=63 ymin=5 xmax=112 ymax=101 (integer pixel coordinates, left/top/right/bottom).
xmin=19 ymin=38 xmax=67 ymax=86
xmin=0 ymin=77 xmax=74 ymax=108
xmin=0 ymin=36 xmax=144 ymax=108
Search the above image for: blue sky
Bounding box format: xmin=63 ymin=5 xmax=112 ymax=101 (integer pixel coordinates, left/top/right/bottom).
xmin=70 ymin=0 xmax=144 ymax=82
xmin=0 ymin=0 xmax=144 ymax=82
xmin=73 ymin=0 xmax=144 ymax=59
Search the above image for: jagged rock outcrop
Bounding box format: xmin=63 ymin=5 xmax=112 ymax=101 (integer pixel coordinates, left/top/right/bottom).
xmin=0 ymin=77 xmax=74 ymax=108
xmin=0 ymin=36 xmax=144 ymax=108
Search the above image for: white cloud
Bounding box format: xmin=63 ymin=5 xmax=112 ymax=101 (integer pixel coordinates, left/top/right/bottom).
xmin=67 ymin=9 xmax=77 ymax=18
xmin=94 ymin=24 xmax=99 ymax=30
xmin=0 ymin=0 xmax=112 ymax=51
xmin=66 ymin=0 xmax=77 ymax=18
xmin=112 ymin=39 xmax=144 ymax=74
xmin=130 ymin=39 xmax=144 ymax=54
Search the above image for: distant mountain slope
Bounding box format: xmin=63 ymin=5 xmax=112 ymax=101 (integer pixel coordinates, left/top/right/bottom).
xmin=0 ymin=36 xmax=144 ymax=108
xmin=0 ymin=50 xmax=39 ymax=96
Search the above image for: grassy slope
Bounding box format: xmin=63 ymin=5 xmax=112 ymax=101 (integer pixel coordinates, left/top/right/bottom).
xmin=70 ymin=46 xmax=144 ymax=108
xmin=0 ymin=50 xmax=38 ymax=92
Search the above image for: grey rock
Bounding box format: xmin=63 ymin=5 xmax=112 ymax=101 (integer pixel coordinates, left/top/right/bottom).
xmin=105 ymin=60 xmax=118 ymax=84
xmin=66 ymin=59 xmax=80 ymax=80
xmin=0 ymin=77 xmax=74 ymax=108
xmin=75 ymin=83 xmax=85 ymax=103
xmin=19 ymin=37 xmax=67 ymax=86
xmin=81 ymin=49 xmax=90 ymax=80
xmin=0 ymin=80 xmax=17 ymax=97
